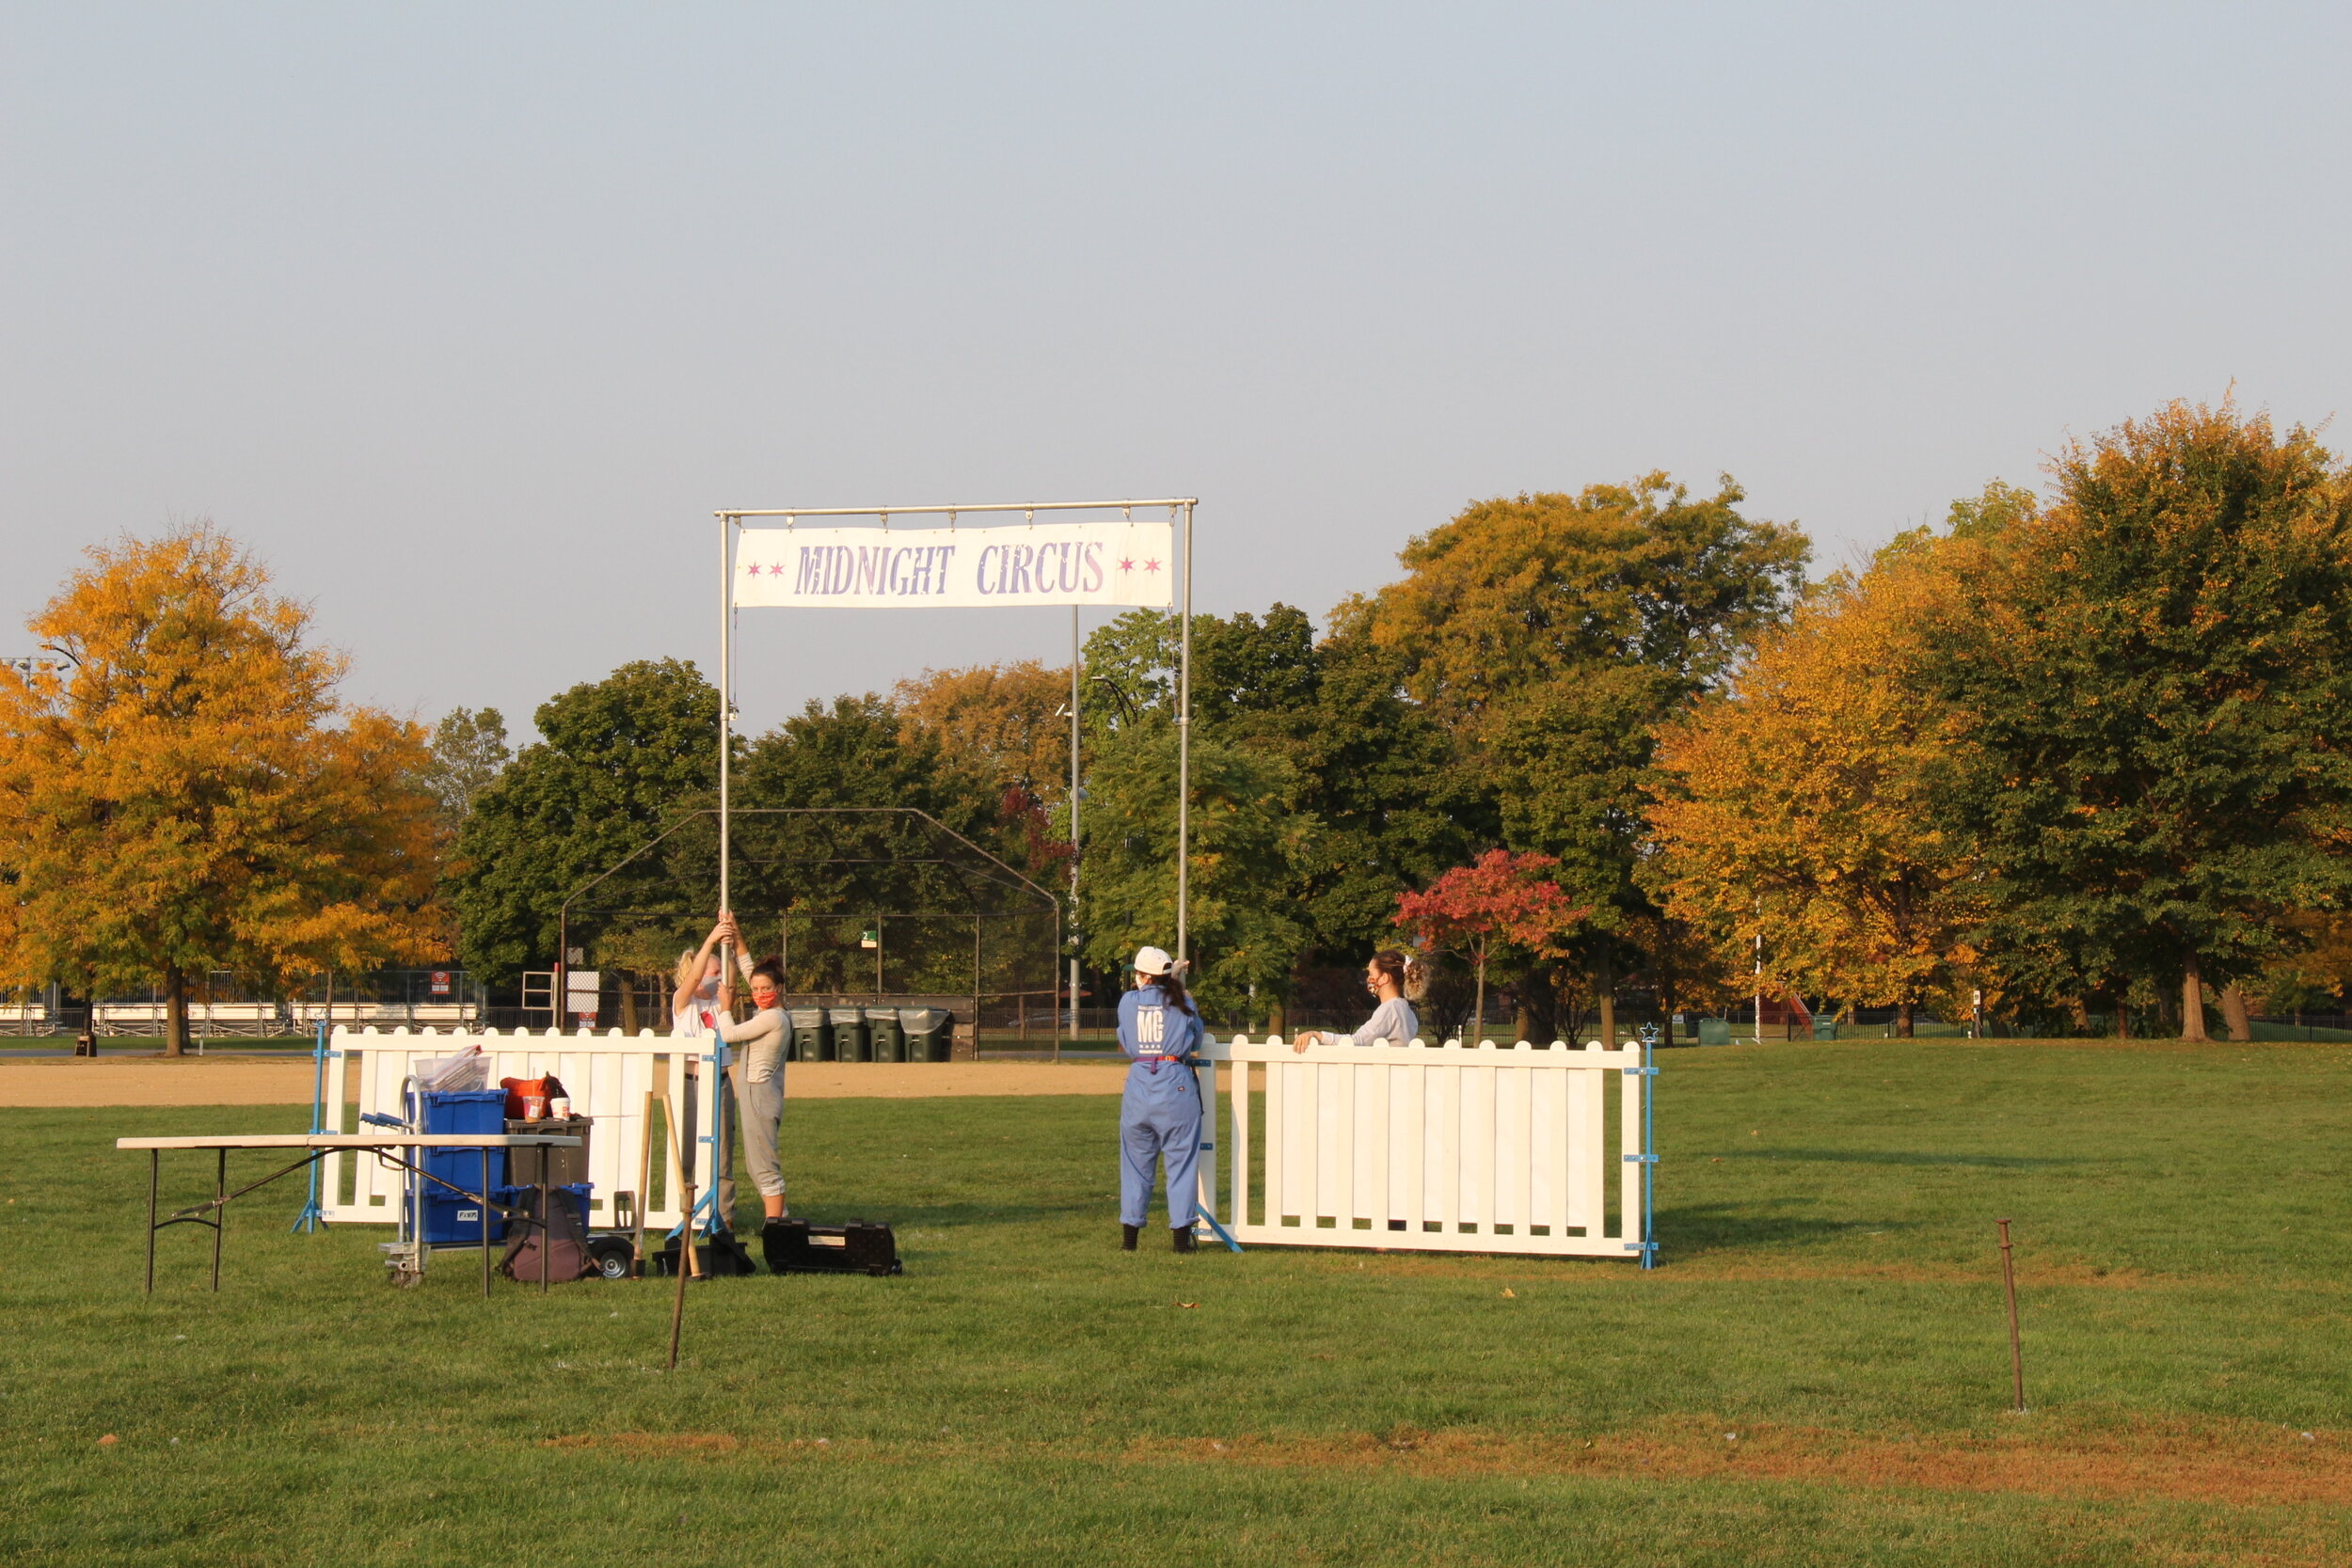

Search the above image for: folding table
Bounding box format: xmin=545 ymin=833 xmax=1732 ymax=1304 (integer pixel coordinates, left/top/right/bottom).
xmin=117 ymin=1132 xmax=582 ymax=1297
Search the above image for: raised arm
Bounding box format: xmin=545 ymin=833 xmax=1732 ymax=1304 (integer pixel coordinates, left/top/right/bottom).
xmin=672 ymin=918 xmax=731 ymax=1021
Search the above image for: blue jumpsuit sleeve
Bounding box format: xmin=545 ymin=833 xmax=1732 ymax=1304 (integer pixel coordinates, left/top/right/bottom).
xmin=1115 ymin=990 xmax=1143 ymax=1062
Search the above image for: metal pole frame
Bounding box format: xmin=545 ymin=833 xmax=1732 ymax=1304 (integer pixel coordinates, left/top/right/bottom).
xmin=712 ymin=498 xmax=1200 ymax=1037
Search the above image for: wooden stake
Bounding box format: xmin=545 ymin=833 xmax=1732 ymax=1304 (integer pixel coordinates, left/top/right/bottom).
xmin=1997 ymin=1218 xmax=2025 ymax=1412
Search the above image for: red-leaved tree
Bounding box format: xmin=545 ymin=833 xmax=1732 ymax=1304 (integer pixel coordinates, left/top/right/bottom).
xmin=1394 ymin=850 xmax=1589 ymax=1044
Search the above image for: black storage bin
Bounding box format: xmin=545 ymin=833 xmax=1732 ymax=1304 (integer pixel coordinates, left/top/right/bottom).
xmin=830 ymin=1006 xmax=871 ymax=1062
xmin=866 ymin=1007 xmax=905 ymax=1063
xmin=789 ymin=1007 xmax=833 ymax=1064
xmin=504 ymin=1116 xmax=591 ymax=1188
xmin=899 ymin=1007 xmax=953 ymax=1063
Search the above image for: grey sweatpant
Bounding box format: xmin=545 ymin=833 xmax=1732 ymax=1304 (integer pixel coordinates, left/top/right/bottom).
xmin=731 ymin=1062 xmax=787 ymax=1205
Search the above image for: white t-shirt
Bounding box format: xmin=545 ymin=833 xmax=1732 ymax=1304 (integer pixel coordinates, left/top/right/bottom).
xmin=672 ymin=981 xmax=721 ymax=1039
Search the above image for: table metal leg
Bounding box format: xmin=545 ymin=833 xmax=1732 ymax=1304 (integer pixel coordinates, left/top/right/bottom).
xmin=480 ymin=1148 xmax=491 ymax=1298
xmin=210 ymin=1147 xmax=225 ymax=1291
xmin=145 ymin=1150 xmax=158 ymax=1294
xmin=539 ymin=1175 xmax=549 ymax=1293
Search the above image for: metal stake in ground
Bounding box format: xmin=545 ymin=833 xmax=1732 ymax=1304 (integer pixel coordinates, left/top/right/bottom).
xmin=1997 ymin=1217 xmax=2025 ymax=1412
xmin=668 ymin=1172 xmax=694 ymax=1371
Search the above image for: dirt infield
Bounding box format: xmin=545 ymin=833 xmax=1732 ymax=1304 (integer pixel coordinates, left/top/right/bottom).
xmin=0 ymin=1056 xmax=1129 ymax=1109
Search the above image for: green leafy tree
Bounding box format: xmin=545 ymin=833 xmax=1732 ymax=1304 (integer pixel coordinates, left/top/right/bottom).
xmin=1355 ymin=474 xmax=1809 ymax=1041
xmin=422 ymin=706 xmax=511 ymax=836
xmin=1921 ymin=402 xmax=2352 ymax=1040
xmin=443 ymin=659 xmax=718 ymax=985
xmin=1293 ymin=616 xmax=1486 ymax=960
xmin=1079 ymin=719 xmax=1317 ymax=1019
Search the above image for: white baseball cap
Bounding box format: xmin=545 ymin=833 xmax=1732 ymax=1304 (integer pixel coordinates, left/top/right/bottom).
xmin=1133 ymin=945 xmax=1173 ymax=976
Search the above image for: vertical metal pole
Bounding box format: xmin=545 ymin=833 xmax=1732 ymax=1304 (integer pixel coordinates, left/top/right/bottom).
xmin=480 ymin=1148 xmax=492 ymax=1298
xmin=718 ymin=515 xmax=735 ymax=952
xmin=1752 ymin=898 xmax=1763 ymax=1042
xmin=145 ymin=1150 xmax=158 ymax=1294
xmin=1177 ymin=501 xmax=1194 ymax=966
xmin=1998 ymin=1218 xmax=2026 ymax=1411
xmin=1069 ymin=605 xmax=1080 ymax=1057
xmin=210 ymin=1148 xmax=225 ymax=1291
xmin=539 ymin=1170 xmax=550 ymax=1294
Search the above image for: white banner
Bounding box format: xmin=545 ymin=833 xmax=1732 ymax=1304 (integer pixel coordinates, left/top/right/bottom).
xmin=732 ymin=521 xmax=1176 ymax=610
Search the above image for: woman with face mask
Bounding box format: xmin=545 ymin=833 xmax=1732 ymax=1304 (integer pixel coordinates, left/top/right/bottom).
xmin=672 ymin=914 xmax=756 ymax=1220
xmin=1293 ymin=950 xmax=1421 ymax=1052
xmin=1116 ymin=945 xmax=1206 ymax=1252
xmin=714 ymin=946 xmax=791 ymax=1230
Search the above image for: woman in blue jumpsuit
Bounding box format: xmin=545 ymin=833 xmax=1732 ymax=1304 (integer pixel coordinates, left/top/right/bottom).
xmin=1117 ymin=945 xmax=1206 ymax=1252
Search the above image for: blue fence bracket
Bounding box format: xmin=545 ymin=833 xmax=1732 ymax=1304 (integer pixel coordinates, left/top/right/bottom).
xmin=1640 ymin=1035 xmax=1657 ymax=1268
xmin=290 ymin=1022 xmax=334 ymax=1233
xmin=1193 ymin=1211 xmax=1244 ymax=1253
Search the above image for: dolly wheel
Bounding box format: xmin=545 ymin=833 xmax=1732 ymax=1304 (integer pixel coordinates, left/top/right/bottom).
xmin=587 ymin=1237 xmax=635 ymax=1280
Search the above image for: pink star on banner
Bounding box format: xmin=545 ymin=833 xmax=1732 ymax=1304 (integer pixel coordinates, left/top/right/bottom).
xmin=1143 ymin=559 xmax=1163 ymax=573
xmin=743 ymin=562 xmax=764 ymax=576
xmin=1117 ymin=557 xmax=1136 ymax=573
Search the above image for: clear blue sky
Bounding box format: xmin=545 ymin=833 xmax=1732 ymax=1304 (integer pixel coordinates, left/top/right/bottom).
xmin=5 ymin=4 xmax=2344 ymax=736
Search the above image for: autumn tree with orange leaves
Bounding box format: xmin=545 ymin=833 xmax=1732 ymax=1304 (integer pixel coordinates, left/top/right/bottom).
xmin=0 ymin=526 xmax=444 ymax=1053
xmin=1645 ymin=536 xmax=1991 ymax=1037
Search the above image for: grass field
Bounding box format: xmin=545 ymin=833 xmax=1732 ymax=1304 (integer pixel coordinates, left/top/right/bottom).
xmin=3 ymin=1039 xmax=2348 ymax=1565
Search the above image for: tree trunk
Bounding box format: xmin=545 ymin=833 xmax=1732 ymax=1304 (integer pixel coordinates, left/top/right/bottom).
xmin=1511 ymin=1001 xmax=1535 ymax=1046
xmin=1596 ymin=939 xmax=1616 ymax=1049
xmin=2114 ymin=993 xmax=2130 ymax=1040
xmin=1897 ymin=1000 xmax=1915 ymax=1038
xmin=619 ymin=971 xmax=640 ymax=1035
xmin=1266 ymin=995 xmax=1286 ymax=1040
xmin=1659 ymin=978 xmax=1677 ymax=1050
xmin=163 ymin=962 xmax=188 ymax=1057
xmin=2180 ymin=956 xmax=2211 ymax=1042
xmin=2220 ymin=983 xmax=2252 ymax=1042
xmin=1470 ymin=951 xmax=1486 ymax=1046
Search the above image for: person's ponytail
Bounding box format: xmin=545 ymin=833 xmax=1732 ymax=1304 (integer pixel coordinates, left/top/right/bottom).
xmin=1152 ymin=967 xmax=1197 ymax=1018
xmin=1370 ymin=949 xmax=1425 ymax=1000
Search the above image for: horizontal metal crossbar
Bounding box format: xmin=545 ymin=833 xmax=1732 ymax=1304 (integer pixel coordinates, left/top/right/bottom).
xmin=718 ymin=499 xmax=1196 ymax=520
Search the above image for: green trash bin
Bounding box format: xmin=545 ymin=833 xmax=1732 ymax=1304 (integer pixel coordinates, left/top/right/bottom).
xmin=789 ymin=1007 xmax=832 ymax=1063
xmin=866 ymin=1007 xmax=905 ymax=1063
xmin=899 ymin=1007 xmax=953 ymax=1063
xmin=1697 ymin=1017 xmax=1731 ymax=1047
xmin=830 ymin=1006 xmax=871 ymax=1063
xmin=1813 ymin=1021 xmax=1838 ymax=1041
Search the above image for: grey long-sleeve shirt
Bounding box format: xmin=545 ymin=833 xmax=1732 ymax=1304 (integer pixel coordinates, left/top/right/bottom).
xmin=719 ymin=1006 xmax=788 ymax=1083
xmin=1347 ymin=997 xmax=1419 ymax=1047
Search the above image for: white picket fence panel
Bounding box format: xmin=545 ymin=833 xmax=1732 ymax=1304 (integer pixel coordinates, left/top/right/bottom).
xmin=1197 ymin=1037 xmax=1652 ymax=1260
xmin=318 ymin=1028 xmax=718 ymax=1230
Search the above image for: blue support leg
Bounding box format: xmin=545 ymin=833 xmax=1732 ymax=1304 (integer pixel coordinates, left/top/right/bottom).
xmin=290 ymin=1021 xmax=330 ymax=1234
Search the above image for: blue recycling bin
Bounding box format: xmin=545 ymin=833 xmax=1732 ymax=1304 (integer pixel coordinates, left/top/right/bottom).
xmin=411 ymin=1089 xmax=506 ymax=1245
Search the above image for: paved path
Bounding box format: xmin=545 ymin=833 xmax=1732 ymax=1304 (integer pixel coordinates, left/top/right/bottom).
xmin=0 ymin=1056 xmax=1132 ymax=1108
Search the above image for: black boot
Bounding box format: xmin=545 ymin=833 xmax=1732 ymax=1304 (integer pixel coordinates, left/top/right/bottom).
xmin=1120 ymin=1224 xmax=1140 ymax=1251
xmin=1172 ymin=1227 xmax=1197 ymax=1253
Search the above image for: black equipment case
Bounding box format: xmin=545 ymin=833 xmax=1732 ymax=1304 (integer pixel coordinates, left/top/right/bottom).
xmin=762 ymin=1219 xmax=902 ymax=1276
